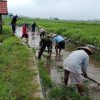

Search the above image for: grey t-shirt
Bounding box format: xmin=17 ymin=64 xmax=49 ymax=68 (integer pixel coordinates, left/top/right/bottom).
xmin=63 ymin=50 xmax=89 ymax=74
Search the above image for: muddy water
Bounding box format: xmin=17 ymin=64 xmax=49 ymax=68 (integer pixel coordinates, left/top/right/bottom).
xmin=64 ymin=51 xmax=100 ymax=83
xmin=50 ymin=49 xmax=100 ymax=100
xmin=16 ymin=27 xmax=40 ymax=49
xmin=16 ymin=27 xmax=100 ymax=84
xmin=88 ymin=60 xmax=100 ymax=83
xmin=16 ymin=28 xmax=100 ymax=99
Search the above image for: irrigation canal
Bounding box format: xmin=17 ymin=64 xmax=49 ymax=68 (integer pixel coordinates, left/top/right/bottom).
xmin=15 ymin=27 xmax=100 ymax=100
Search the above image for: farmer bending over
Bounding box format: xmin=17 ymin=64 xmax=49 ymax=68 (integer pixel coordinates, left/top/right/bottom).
xmin=38 ymin=35 xmax=52 ymax=59
xmin=52 ymin=34 xmax=65 ymax=57
xmin=63 ymin=46 xmax=93 ymax=96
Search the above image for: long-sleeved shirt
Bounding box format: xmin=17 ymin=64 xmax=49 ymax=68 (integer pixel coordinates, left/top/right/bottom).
xmin=53 ymin=35 xmax=64 ymax=43
xmin=63 ymin=50 xmax=89 ymax=74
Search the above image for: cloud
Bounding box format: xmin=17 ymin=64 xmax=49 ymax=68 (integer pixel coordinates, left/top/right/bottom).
xmin=7 ymin=0 xmax=100 ymax=20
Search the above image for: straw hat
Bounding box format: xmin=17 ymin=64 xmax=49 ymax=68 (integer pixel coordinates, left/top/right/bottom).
xmin=46 ymin=34 xmax=51 ymax=38
xmin=49 ymin=33 xmax=53 ymax=36
xmin=52 ymin=34 xmax=58 ymax=38
xmin=78 ymin=46 xmax=93 ymax=55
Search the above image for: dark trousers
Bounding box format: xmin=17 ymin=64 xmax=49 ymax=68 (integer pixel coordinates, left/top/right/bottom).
xmin=12 ymin=24 xmax=16 ymax=33
xmin=38 ymin=45 xmax=51 ymax=59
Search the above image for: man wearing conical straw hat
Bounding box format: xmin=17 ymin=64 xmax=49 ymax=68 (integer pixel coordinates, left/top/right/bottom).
xmin=63 ymin=46 xmax=93 ymax=96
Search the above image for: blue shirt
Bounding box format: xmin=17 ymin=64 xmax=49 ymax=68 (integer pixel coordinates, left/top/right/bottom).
xmin=53 ymin=35 xmax=64 ymax=43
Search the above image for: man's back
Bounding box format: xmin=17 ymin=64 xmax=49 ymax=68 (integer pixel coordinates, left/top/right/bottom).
xmin=63 ymin=50 xmax=89 ymax=74
xmin=53 ymin=35 xmax=64 ymax=43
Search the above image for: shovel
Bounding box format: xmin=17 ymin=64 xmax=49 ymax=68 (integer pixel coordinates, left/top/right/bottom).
xmin=81 ymin=74 xmax=100 ymax=88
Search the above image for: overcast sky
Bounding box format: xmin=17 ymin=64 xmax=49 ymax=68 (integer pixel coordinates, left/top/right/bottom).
xmin=7 ymin=0 xmax=100 ymax=20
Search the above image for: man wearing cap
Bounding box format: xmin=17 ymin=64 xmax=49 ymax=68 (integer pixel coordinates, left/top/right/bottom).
xmin=63 ymin=46 xmax=93 ymax=95
xmin=52 ymin=35 xmax=65 ymax=57
xmin=38 ymin=35 xmax=52 ymax=59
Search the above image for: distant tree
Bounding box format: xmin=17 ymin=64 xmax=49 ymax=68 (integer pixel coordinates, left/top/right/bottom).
xmin=53 ymin=17 xmax=59 ymax=20
xmin=10 ymin=14 xmax=13 ymax=18
xmin=50 ymin=17 xmax=52 ymax=19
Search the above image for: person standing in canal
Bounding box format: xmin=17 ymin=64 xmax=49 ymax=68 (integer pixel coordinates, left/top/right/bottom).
xmin=39 ymin=28 xmax=45 ymax=38
xmin=11 ymin=15 xmax=18 ymax=34
xmin=63 ymin=46 xmax=93 ymax=96
xmin=31 ymin=22 xmax=37 ymax=36
xmin=38 ymin=35 xmax=52 ymax=59
xmin=21 ymin=24 xmax=28 ymax=44
xmin=52 ymin=34 xmax=65 ymax=57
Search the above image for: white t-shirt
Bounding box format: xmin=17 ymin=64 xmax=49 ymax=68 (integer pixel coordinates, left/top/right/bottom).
xmin=39 ymin=28 xmax=44 ymax=33
xmin=63 ymin=50 xmax=89 ymax=74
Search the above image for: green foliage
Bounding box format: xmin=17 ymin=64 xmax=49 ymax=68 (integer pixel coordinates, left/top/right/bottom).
xmin=2 ymin=18 xmax=99 ymax=99
xmin=48 ymin=86 xmax=91 ymax=100
xmin=0 ymin=25 xmax=12 ymax=42
xmin=38 ymin=61 xmax=52 ymax=88
xmin=3 ymin=17 xmax=100 ymax=48
xmin=35 ymin=19 xmax=100 ymax=48
xmin=0 ymin=37 xmax=38 ymax=99
xmin=32 ymin=48 xmax=36 ymax=53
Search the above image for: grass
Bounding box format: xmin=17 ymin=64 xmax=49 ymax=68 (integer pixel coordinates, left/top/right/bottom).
xmin=1 ymin=18 xmax=99 ymax=99
xmin=0 ymin=35 xmax=41 ymax=99
xmin=38 ymin=60 xmax=52 ymax=88
xmin=37 ymin=59 xmax=92 ymax=100
xmin=48 ymin=86 xmax=91 ymax=100
xmin=3 ymin=17 xmax=100 ymax=48
xmin=0 ymin=25 xmax=12 ymax=42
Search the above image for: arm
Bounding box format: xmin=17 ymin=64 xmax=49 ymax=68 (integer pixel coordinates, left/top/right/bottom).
xmin=81 ymin=56 xmax=89 ymax=78
xmin=52 ymin=37 xmax=56 ymax=42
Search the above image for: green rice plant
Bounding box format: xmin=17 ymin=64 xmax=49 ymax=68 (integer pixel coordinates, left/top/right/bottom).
xmin=38 ymin=60 xmax=52 ymax=88
xmin=3 ymin=17 xmax=100 ymax=48
xmin=48 ymin=86 xmax=92 ymax=100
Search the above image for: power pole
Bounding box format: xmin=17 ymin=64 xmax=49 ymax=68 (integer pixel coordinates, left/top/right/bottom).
xmin=0 ymin=14 xmax=2 ymax=31
xmin=0 ymin=0 xmax=8 ymax=32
